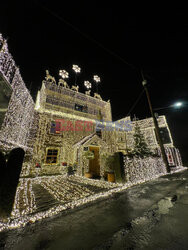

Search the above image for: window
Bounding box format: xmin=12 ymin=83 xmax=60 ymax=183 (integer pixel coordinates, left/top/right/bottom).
xmin=84 ymin=147 xmax=89 ymax=151
xmin=159 ymin=127 xmax=171 ymax=144
xmin=155 ymin=127 xmax=171 ymax=144
xmin=75 ymin=104 xmax=83 ymax=112
xmin=96 ymin=128 xmax=102 ymax=137
xmin=50 ymin=121 xmax=61 ymax=134
xmin=75 ymin=104 xmax=88 ymax=113
xmin=45 ymin=149 xmax=59 ymax=164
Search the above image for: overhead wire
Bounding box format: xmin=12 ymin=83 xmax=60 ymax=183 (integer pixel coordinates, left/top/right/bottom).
xmin=36 ymin=1 xmax=146 ymax=118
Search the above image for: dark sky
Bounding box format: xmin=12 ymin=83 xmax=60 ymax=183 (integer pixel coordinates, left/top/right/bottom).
xmin=0 ymin=1 xmax=188 ymax=164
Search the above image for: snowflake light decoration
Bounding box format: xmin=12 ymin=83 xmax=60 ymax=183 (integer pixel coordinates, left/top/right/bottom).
xmin=84 ymin=81 xmax=92 ymax=89
xmin=59 ymin=70 xmax=69 ymax=79
xmin=93 ymin=75 xmax=100 ymax=83
xmin=72 ymin=64 xmax=81 ymax=73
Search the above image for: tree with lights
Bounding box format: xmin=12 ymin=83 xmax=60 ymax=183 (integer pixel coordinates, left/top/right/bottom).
xmin=132 ymin=122 xmax=152 ymax=157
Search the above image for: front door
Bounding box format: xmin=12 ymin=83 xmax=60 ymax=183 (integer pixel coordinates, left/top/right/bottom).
xmin=89 ymin=146 xmax=100 ymax=177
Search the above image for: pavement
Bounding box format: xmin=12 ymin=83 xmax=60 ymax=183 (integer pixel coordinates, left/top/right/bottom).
xmin=0 ymin=169 xmax=188 ymax=249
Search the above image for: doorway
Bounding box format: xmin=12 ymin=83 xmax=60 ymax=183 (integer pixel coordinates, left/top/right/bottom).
xmin=89 ymin=146 xmax=100 ymax=178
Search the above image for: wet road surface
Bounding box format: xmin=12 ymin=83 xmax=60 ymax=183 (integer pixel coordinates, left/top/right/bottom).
xmin=0 ymin=169 xmax=188 ymax=249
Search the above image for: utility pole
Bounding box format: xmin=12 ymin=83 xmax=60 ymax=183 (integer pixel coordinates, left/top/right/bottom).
xmin=142 ymin=79 xmax=170 ymax=173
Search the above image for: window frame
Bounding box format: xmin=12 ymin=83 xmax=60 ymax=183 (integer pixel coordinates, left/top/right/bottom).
xmin=45 ymin=148 xmax=59 ymax=165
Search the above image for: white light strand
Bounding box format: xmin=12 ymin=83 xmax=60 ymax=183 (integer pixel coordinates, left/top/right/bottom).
xmin=0 ymin=33 xmax=35 ymax=153
xmin=0 ymin=166 xmax=186 ymax=232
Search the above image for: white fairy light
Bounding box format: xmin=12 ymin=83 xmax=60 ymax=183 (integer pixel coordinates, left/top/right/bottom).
xmin=84 ymin=80 xmax=92 ymax=89
xmin=93 ymin=75 xmax=100 ymax=93
xmin=0 ymin=33 xmax=35 ymax=153
xmin=0 ymin=166 xmax=185 ymax=232
xmin=72 ymin=64 xmax=81 ymax=73
xmin=93 ymin=75 xmax=100 ymax=83
xmin=0 ymin=32 xmax=184 ymax=234
xmin=72 ymin=64 xmax=81 ymax=85
xmin=59 ymin=70 xmax=69 ymax=79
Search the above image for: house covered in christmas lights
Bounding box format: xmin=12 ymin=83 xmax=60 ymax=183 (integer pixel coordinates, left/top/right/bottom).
xmin=0 ymin=33 xmax=182 ymax=180
xmin=30 ymin=70 xmax=127 ymax=178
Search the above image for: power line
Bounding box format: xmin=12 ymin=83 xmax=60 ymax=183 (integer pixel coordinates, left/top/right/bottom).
xmin=37 ymin=2 xmax=138 ymax=71
xmin=125 ymin=88 xmax=145 ymax=117
xmin=36 ymin=2 xmax=146 ymax=117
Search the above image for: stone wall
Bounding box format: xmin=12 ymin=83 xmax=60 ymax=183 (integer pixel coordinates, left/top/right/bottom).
xmin=123 ymin=156 xmax=167 ymax=184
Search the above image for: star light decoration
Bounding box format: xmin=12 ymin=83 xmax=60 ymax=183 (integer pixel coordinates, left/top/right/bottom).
xmin=84 ymin=80 xmax=92 ymax=89
xmin=93 ymin=75 xmax=100 ymax=83
xmin=72 ymin=64 xmax=81 ymax=85
xmin=93 ymin=75 xmax=100 ymax=93
xmin=72 ymin=64 xmax=81 ymax=73
xmin=59 ymin=70 xmax=69 ymax=79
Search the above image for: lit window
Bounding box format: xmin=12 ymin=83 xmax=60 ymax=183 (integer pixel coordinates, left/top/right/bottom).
xmin=46 ymin=149 xmax=59 ymax=164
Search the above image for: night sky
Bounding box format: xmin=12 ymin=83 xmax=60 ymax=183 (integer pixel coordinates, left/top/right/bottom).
xmin=0 ymin=1 xmax=188 ymax=164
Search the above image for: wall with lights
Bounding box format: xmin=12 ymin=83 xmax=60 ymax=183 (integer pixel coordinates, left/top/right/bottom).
xmin=0 ymin=33 xmax=35 ymax=154
xmin=123 ymin=156 xmax=167 ymax=183
xmin=118 ymin=116 xmax=173 ymax=150
xmin=30 ymin=79 xmax=122 ymax=176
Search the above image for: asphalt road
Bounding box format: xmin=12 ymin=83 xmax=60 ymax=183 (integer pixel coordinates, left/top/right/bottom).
xmin=1 ymin=169 xmax=188 ymax=250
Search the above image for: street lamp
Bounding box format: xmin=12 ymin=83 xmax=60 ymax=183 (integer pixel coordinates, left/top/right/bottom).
xmin=72 ymin=64 xmax=81 ymax=85
xmin=93 ymin=75 xmax=100 ymax=93
xmin=174 ymin=102 xmax=182 ymax=108
xmin=154 ymin=101 xmax=183 ymax=111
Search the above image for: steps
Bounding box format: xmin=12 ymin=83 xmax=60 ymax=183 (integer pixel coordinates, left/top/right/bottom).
xmin=32 ymin=184 xmax=60 ymax=213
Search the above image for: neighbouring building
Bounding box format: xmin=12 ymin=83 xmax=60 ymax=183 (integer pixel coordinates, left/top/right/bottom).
xmin=117 ymin=116 xmax=182 ymax=166
xmin=0 ymin=33 xmax=35 ymax=154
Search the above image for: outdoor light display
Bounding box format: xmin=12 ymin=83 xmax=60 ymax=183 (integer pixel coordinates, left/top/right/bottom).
xmin=72 ymin=64 xmax=81 ymax=73
xmin=1 ymin=164 xmax=185 ymax=232
xmin=0 ymin=33 xmax=184 ymax=234
xmin=93 ymin=75 xmax=100 ymax=93
xmin=0 ymin=33 xmax=35 ymax=151
xmin=84 ymin=80 xmax=92 ymax=89
xmin=0 ymin=175 xmax=122 ymax=231
xmin=59 ymin=69 xmax=69 ymax=79
xmin=123 ymin=156 xmax=167 ymax=183
xmin=93 ymin=75 xmax=100 ymax=83
xmin=40 ymin=74 xmax=111 ymax=122
xmin=0 ymin=34 xmax=16 ymax=84
xmin=11 ymin=178 xmax=36 ymax=218
xmin=124 ymin=116 xmax=174 ymax=150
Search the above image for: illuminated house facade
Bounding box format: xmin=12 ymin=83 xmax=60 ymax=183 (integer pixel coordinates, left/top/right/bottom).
xmin=30 ymin=71 xmax=127 ymax=177
xmin=117 ymin=116 xmax=182 ymax=166
xmin=0 ymin=33 xmax=182 ymax=179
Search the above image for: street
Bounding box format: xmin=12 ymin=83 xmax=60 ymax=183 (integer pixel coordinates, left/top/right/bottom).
xmin=1 ymin=169 xmax=188 ymax=249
